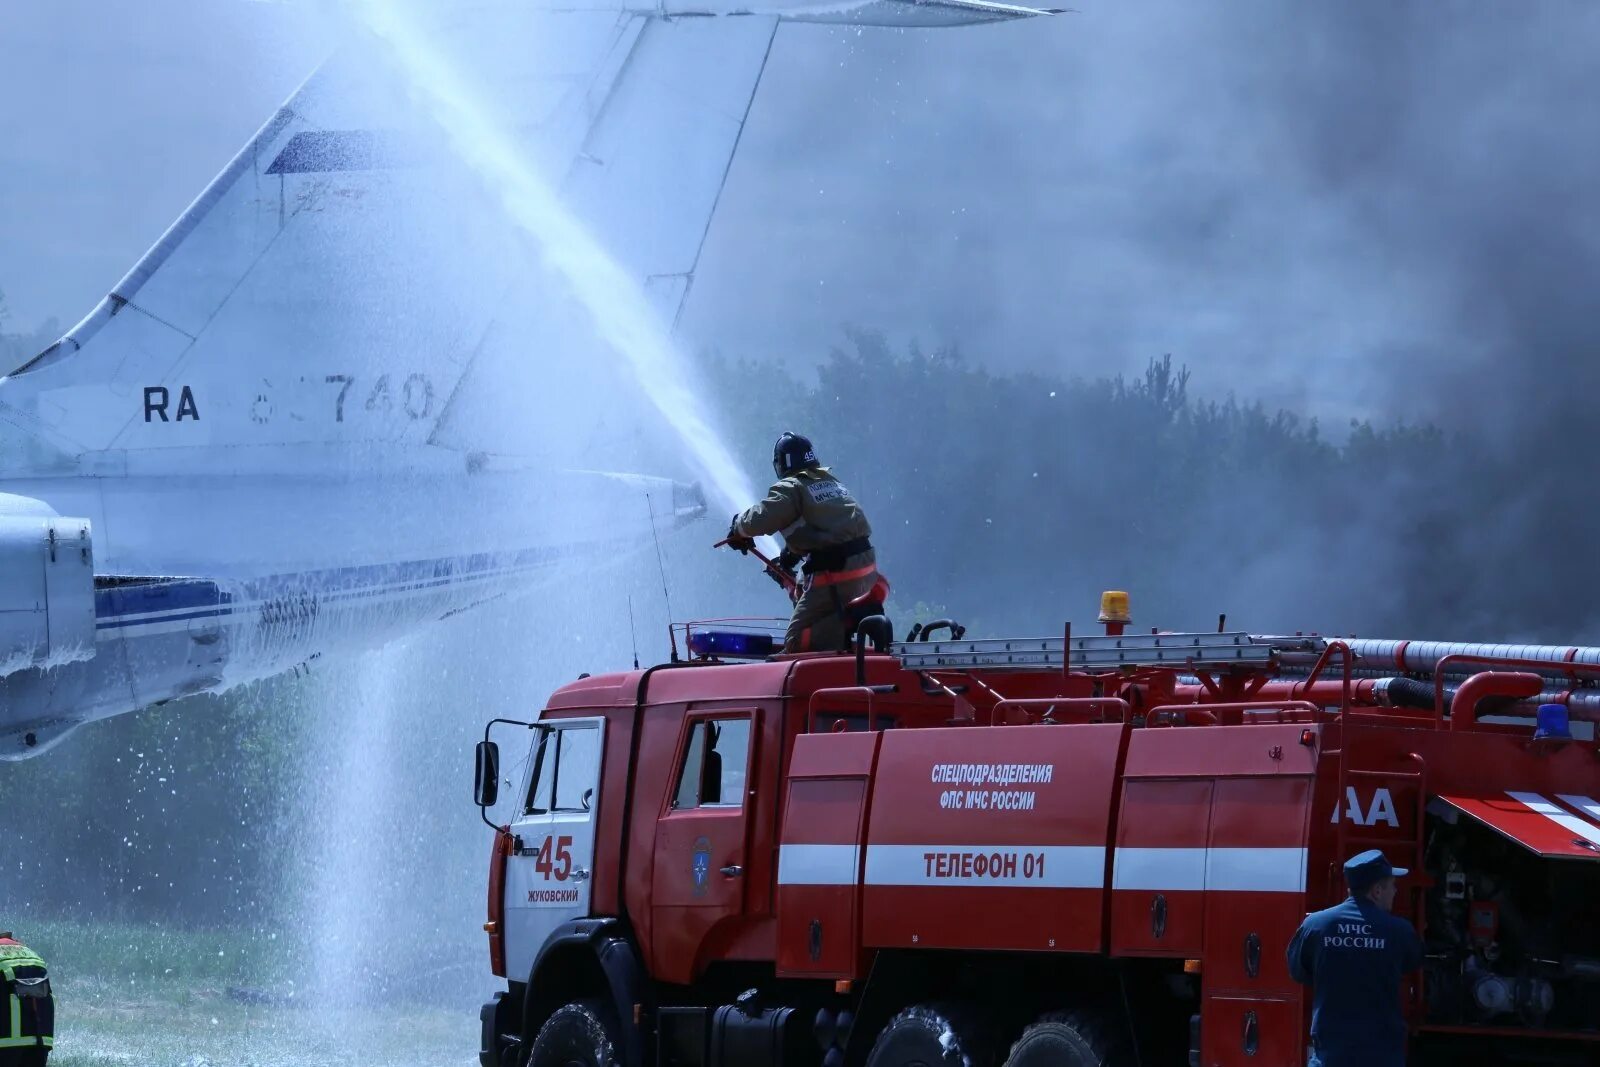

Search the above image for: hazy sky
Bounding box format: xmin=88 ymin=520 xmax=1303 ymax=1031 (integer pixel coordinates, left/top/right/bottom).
xmin=4 ymin=1 xmax=1598 ymax=423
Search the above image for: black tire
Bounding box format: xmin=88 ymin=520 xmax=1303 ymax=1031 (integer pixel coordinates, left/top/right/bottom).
xmin=866 ymin=1003 xmax=992 ymax=1067
xmin=1002 ymin=1009 xmax=1127 ymax=1067
xmin=527 ymin=999 xmax=620 ymax=1067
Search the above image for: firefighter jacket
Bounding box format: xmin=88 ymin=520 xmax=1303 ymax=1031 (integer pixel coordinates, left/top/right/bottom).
xmin=0 ymin=939 xmax=52 ymax=1054
xmin=733 ymin=468 xmax=872 ymax=564
xmin=1287 ymin=896 xmax=1422 ymax=1067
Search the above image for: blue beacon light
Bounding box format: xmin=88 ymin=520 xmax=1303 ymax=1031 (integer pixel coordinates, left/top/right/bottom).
xmin=687 ymin=630 xmax=777 ymax=660
xmin=1533 ymin=702 xmax=1572 ymax=741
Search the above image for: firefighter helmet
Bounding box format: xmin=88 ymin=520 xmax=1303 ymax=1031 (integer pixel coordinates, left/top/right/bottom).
xmin=772 ymin=432 xmax=818 ymax=479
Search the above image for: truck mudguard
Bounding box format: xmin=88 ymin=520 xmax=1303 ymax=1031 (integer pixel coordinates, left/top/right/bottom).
xmin=524 ymin=917 xmax=650 ymax=1067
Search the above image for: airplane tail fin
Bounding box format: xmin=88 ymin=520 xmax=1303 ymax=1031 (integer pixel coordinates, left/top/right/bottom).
xmin=0 ymin=9 xmax=780 ymax=473
xmin=0 ymin=2 xmax=1056 ymax=475
xmin=0 ymin=47 xmax=536 ymax=462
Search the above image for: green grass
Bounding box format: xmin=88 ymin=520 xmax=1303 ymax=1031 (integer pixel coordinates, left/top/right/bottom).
xmin=20 ymin=919 xmax=294 ymax=988
xmin=16 ymin=920 xmax=481 ymax=1067
xmin=50 ymin=981 xmax=478 ymax=1067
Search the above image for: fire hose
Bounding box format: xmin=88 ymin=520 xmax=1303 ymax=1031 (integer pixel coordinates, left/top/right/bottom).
xmin=714 ymin=538 xmax=802 ymax=604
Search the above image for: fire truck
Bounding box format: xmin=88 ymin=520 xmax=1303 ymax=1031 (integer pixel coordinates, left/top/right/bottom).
xmin=473 ymin=592 xmax=1600 ymax=1067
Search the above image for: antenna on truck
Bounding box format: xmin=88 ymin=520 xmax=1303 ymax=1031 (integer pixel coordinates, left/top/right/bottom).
xmin=628 ymin=595 xmax=641 ymax=670
xmin=645 ymin=493 xmax=678 ymax=661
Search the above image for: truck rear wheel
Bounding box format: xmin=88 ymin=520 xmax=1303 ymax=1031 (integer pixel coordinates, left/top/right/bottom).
xmin=527 ymin=999 xmax=620 ymax=1067
xmin=1002 ymin=1009 xmax=1126 ymax=1067
xmin=865 ymin=1004 xmax=991 ymax=1067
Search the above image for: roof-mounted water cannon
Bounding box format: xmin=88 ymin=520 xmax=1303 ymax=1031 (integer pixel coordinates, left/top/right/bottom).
xmin=1098 ymin=590 xmax=1131 ymax=637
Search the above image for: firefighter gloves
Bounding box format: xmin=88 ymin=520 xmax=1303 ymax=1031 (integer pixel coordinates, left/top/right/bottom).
xmin=726 ymin=517 xmax=755 ymax=553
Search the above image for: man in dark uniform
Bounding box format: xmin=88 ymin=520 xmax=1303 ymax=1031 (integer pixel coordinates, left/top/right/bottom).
xmin=1288 ymin=851 xmax=1423 ymax=1067
xmin=726 ymin=432 xmax=878 ymax=653
xmin=0 ymin=933 xmax=52 ymax=1066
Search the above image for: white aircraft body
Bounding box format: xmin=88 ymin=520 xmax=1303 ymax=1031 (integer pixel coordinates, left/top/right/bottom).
xmin=0 ymin=0 xmax=1052 ymax=759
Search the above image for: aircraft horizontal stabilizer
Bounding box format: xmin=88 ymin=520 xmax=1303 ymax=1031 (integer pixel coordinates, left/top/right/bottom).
xmin=435 ymin=0 xmax=1062 ymax=24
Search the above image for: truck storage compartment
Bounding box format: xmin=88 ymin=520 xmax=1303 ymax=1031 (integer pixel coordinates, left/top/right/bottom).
xmin=860 ymin=722 xmax=1126 ymax=955
xmin=776 ymin=731 xmax=878 ymax=979
xmin=1420 ymin=796 xmax=1600 ymax=1037
xmin=1112 ymin=778 xmax=1214 ymax=957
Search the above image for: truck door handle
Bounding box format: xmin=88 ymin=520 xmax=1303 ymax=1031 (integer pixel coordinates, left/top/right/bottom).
xmin=720 ymin=865 xmax=743 ymax=878
xmin=571 ymin=868 xmax=591 ymax=882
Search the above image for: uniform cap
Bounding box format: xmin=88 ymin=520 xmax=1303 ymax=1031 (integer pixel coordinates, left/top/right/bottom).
xmin=1344 ymin=849 xmax=1407 ymax=891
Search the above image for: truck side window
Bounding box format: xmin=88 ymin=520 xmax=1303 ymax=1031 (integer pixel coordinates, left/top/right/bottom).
xmin=525 ymin=730 xmax=555 ymax=815
xmin=526 ymin=726 xmax=600 ymax=815
xmin=673 ymin=724 xmax=707 ymax=810
xmin=553 ymin=727 xmax=598 ymax=812
xmin=671 ymin=717 xmax=751 ymax=809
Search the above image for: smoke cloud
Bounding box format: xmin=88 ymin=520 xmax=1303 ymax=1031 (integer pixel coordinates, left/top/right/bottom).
xmin=684 ymin=0 xmax=1600 ymax=425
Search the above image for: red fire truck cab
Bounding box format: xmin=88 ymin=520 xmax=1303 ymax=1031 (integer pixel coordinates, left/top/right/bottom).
xmin=474 ymin=603 xmax=1600 ymax=1067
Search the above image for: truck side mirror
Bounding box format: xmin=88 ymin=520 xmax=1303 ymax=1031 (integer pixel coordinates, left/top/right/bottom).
xmin=475 ymin=741 xmax=501 ymax=808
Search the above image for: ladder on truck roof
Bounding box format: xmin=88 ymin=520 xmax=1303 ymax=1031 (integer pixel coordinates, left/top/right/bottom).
xmin=892 ymin=631 xmax=1302 ymax=671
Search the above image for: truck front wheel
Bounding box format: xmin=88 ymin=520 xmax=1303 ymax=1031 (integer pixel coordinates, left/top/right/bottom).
xmin=527 ymin=999 xmax=620 ymax=1067
xmin=865 ymin=1004 xmax=991 ymax=1067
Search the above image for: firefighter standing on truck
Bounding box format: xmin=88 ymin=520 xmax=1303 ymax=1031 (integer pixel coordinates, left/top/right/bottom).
xmin=1287 ymin=851 xmax=1423 ymax=1067
xmin=727 ymin=432 xmax=876 ymax=653
xmin=0 ymin=933 xmax=52 ymax=1066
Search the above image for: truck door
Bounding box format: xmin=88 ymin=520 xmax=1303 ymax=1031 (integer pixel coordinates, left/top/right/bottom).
xmin=651 ymin=708 xmax=759 ymax=985
xmin=503 ymin=717 xmax=606 ymax=983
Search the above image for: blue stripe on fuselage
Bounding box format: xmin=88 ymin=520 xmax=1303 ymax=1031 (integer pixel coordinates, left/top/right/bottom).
xmin=92 ymin=542 xmax=608 ymax=630
xmin=96 ymin=579 xmax=228 ymax=625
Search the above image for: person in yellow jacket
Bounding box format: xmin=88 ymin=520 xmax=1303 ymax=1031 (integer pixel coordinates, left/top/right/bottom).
xmin=0 ymin=933 xmax=51 ymax=1066
xmin=727 ymin=432 xmax=880 ymax=653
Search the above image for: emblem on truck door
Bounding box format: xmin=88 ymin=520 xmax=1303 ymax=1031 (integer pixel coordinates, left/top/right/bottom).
xmin=693 ymin=836 xmax=713 ymax=896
